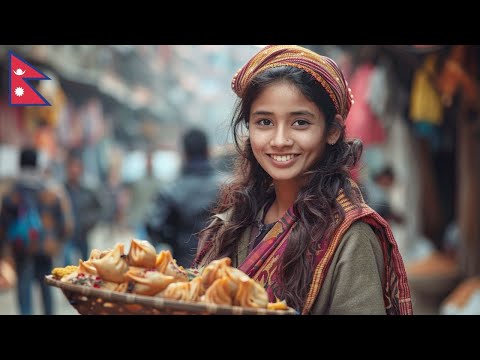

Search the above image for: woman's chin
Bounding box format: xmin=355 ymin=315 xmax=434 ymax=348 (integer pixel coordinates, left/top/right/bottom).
xmin=268 ymin=171 xmax=300 ymax=182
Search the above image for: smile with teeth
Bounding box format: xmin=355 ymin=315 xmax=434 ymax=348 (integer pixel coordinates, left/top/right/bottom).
xmin=269 ymin=154 xmax=299 ymax=162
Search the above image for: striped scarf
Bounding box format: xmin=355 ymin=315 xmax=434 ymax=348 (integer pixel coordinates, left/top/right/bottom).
xmin=231 ymin=45 xmax=353 ymax=120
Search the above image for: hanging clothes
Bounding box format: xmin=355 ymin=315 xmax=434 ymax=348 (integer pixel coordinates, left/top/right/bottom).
xmin=409 ymin=54 xmax=444 ymax=151
xmin=24 ymin=80 xmax=67 ymax=128
xmin=437 ymin=45 xmax=478 ymax=109
xmin=346 ymin=63 xmax=386 ymax=147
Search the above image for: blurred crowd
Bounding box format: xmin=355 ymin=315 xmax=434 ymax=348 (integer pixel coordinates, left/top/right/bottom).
xmin=0 ymin=127 xmax=227 ymax=314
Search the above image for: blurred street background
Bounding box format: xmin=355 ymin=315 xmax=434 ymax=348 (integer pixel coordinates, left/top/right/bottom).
xmin=1 ymin=45 xmax=480 ymax=315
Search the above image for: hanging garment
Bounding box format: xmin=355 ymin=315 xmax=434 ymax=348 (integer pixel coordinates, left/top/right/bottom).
xmin=346 ymin=63 xmax=387 ymax=146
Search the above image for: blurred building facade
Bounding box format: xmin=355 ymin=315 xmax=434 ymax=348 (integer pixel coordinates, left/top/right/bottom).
xmin=0 ymin=45 xmax=260 ymax=185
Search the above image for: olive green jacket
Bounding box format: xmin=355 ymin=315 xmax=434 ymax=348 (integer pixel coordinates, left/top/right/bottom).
xmin=214 ymin=210 xmax=386 ymax=315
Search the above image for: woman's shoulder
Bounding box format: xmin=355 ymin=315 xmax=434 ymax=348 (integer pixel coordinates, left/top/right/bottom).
xmin=344 ymin=221 xmax=377 ymax=238
xmin=338 ymin=220 xmax=382 ymax=257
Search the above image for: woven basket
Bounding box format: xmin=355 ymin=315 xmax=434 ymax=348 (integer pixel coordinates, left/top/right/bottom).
xmin=45 ymin=275 xmax=297 ymax=315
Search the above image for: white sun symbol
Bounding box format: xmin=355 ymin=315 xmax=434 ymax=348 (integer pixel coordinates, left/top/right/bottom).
xmin=14 ymin=87 xmax=24 ymax=97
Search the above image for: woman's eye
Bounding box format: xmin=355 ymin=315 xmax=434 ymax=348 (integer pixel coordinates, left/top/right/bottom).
xmin=257 ymin=119 xmax=272 ymax=126
xmin=293 ymin=119 xmax=310 ymax=126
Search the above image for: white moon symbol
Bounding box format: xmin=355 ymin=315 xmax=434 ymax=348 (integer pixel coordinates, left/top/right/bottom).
xmin=13 ymin=68 xmax=26 ymax=76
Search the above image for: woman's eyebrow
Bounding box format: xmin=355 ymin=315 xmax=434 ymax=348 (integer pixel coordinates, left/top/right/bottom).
xmin=251 ymin=110 xmax=274 ymax=116
xmin=251 ymin=110 xmax=315 ymax=116
xmin=289 ymin=110 xmax=315 ymax=117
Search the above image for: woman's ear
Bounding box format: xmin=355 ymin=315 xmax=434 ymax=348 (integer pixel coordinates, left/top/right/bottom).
xmin=327 ymin=114 xmax=344 ymax=145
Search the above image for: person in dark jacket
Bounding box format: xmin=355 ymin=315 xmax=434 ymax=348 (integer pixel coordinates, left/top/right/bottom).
xmin=146 ymin=128 xmax=221 ymax=268
xmin=63 ymin=151 xmax=102 ymax=265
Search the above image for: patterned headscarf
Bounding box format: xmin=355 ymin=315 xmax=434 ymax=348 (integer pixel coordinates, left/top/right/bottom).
xmin=231 ymin=45 xmax=354 ymax=120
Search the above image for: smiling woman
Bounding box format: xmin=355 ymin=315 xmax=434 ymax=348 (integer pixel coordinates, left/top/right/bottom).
xmin=193 ymin=45 xmax=413 ymax=315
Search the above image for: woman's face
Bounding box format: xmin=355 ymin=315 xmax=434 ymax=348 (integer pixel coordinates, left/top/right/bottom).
xmin=248 ymin=82 xmax=329 ymax=183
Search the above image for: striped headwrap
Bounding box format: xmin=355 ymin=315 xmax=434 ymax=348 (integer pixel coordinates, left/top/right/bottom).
xmin=231 ymin=45 xmax=354 ymax=120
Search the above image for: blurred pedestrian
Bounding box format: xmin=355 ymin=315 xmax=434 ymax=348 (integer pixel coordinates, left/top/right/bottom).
xmin=97 ymin=159 xmax=127 ymax=240
xmin=63 ymin=150 xmax=102 ymax=265
xmin=193 ymin=45 xmax=412 ymax=314
xmin=363 ymin=165 xmax=405 ymax=224
xmin=146 ymin=128 xmax=221 ymax=267
xmin=128 ymin=151 xmax=162 ymax=240
xmin=43 ymin=161 xmax=75 ymax=258
xmin=0 ymin=146 xmax=71 ymax=314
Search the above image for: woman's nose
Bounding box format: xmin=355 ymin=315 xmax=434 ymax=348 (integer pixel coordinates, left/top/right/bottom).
xmin=270 ymin=127 xmax=292 ymax=148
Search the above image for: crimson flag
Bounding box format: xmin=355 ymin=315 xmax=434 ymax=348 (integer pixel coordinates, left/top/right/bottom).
xmin=9 ymin=51 xmax=51 ymax=106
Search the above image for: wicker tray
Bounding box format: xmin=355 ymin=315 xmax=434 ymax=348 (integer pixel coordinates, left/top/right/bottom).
xmin=45 ymin=275 xmax=297 ymax=315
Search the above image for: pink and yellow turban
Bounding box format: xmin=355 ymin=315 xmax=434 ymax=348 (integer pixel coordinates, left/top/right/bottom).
xmin=231 ymin=45 xmax=354 ymax=120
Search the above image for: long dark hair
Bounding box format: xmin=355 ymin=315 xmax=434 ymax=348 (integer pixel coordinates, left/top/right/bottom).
xmin=197 ymin=66 xmax=363 ymax=311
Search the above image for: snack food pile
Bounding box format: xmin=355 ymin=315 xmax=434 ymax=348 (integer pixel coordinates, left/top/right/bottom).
xmin=51 ymin=239 xmax=290 ymax=311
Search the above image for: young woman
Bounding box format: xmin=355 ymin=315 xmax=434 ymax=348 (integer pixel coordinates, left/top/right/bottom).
xmin=193 ymin=45 xmax=412 ymax=315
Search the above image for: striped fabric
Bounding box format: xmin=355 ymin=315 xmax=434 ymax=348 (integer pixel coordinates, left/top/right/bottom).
xmin=302 ymin=186 xmax=413 ymax=315
xmin=231 ymin=45 xmax=353 ymax=120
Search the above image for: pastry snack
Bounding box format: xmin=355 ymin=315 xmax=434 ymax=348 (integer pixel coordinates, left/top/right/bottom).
xmin=91 ymin=243 xmax=129 ymax=283
xmin=160 ymin=276 xmax=205 ymax=302
xmin=127 ymin=239 xmax=157 ymax=268
xmin=125 ymin=267 xmax=176 ymax=296
xmin=155 ymin=250 xmax=189 ymax=282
